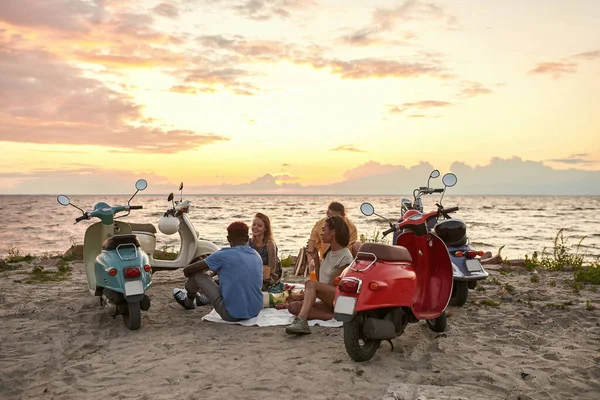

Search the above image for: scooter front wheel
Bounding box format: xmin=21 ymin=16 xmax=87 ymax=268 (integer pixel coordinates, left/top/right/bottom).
xmin=123 ymin=302 xmax=141 ymax=330
xmin=426 ymin=311 xmax=447 ymax=333
xmin=343 ymin=313 xmax=381 ymax=362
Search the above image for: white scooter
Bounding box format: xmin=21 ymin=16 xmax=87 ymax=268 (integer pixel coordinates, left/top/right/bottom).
xmin=128 ymin=183 xmax=219 ymax=272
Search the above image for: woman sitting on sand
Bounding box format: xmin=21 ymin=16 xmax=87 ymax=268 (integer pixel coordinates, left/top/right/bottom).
xmin=285 ymin=215 xmax=354 ymax=335
xmin=249 ymin=212 xmax=283 ymax=293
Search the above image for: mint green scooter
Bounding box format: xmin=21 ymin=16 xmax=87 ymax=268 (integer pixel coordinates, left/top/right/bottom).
xmin=57 ymin=179 xmax=152 ymax=330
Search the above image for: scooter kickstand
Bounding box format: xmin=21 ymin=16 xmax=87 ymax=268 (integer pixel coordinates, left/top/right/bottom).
xmin=386 ymin=339 xmax=394 ymax=352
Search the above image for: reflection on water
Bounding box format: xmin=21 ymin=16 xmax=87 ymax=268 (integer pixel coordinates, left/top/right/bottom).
xmin=1 ymin=195 xmax=599 ymax=260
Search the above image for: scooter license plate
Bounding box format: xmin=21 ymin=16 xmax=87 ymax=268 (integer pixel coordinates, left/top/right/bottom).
xmin=334 ymin=296 xmax=357 ymax=315
xmin=124 ymin=280 xmax=144 ymax=296
xmin=466 ymin=259 xmax=483 ymax=272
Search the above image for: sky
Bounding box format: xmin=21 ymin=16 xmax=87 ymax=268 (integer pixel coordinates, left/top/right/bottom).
xmin=0 ymin=0 xmax=599 ymax=195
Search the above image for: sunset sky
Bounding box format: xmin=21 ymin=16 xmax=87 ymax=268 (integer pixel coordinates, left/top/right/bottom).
xmin=0 ymin=0 xmax=599 ymax=194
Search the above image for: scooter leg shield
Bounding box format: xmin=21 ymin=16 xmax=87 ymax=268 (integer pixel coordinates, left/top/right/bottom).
xmin=363 ymin=318 xmax=396 ymax=340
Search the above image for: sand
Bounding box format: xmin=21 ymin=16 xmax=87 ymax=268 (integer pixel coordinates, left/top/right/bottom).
xmin=1 ymin=259 xmax=599 ymax=400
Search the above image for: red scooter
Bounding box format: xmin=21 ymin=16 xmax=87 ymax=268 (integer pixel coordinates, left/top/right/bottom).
xmin=333 ymin=203 xmax=453 ymax=362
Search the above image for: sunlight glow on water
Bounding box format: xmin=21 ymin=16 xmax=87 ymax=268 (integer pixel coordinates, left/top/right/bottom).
xmin=2 ymin=195 xmax=599 ymax=261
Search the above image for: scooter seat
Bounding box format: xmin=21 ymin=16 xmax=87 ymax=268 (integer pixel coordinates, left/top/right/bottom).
xmin=128 ymin=223 xmax=157 ymax=234
xmin=102 ymin=234 xmax=142 ymax=250
xmin=358 ymin=242 xmax=412 ymax=262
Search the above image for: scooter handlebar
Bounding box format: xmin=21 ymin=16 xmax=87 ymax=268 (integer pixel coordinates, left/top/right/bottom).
xmin=75 ymin=214 xmax=89 ymax=222
xmin=129 ymin=205 xmax=143 ymax=210
xmin=433 ymin=188 xmax=444 ymax=193
xmin=444 ymin=206 xmax=459 ymax=213
xmin=382 ymin=225 xmax=397 ymax=237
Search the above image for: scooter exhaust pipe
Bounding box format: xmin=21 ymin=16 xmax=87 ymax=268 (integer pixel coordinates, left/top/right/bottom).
xmin=363 ymin=318 xmax=396 ymax=340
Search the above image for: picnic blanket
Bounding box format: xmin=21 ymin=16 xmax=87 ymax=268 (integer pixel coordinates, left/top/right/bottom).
xmin=201 ymin=307 xmax=342 ymax=328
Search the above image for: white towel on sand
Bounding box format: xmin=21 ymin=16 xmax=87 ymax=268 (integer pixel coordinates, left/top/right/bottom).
xmin=201 ymin=307 xmax=342 ymax=327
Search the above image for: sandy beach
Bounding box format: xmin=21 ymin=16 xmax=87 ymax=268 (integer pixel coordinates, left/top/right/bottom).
xmin=1 ymin=257 xmax=599 ymax=400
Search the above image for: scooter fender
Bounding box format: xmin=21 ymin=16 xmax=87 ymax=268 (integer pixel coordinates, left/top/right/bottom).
xmin=95 ymin=248 xmax=152 ymax=296
xmin=448 ymin=253 xmax=489 ymax=281
xmin=195 ymin=239 xmax=220 ymax=258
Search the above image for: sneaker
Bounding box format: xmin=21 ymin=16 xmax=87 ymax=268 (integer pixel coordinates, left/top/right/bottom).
xmin=285 ymin=316 xmax=311 ymax=335
xmin=173 ymin=289 xmax=195 ymax=310
xmin=195 ymin=293 xmax=210 ymax=306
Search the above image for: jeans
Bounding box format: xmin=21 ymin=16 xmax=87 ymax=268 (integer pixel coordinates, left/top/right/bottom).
xmin=185 ymin=273 xmax=242 ymax=322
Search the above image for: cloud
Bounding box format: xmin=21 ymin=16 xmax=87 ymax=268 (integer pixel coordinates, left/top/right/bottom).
xmin=0 ymin=0 xmax=102 ymax=31
xmin=528 ymin=62 xmax=577 ymax=79
xmin=457 ymin=81 xmax=493 ymax=99
xmin=343 ymin=161 xmax=410 ymax=180
xmin=227 ymin=0 xmax=316 ymax=21
xmin=0 ymin=48 xmax=229 ymax=153
xmin=386 ymin=100 xmax=451 ymax=115
xmin=373 ymin=0 xmax=459 ymax=31
xmin=153 ymin=2 xmax=180 ymax=18
xmin=273 ymin=173 xmax=298 ymax=181
xmin=337 ymin=28 xmax=415 ymax=47
xmin=330 ymin=145 xmax=366 ymax=153
xmin=181 ymin=66 xmax=259 ymax=95
xmin=572 ymin=50 xmax=600 ymax=61
xmin=545 ymin=153 xmax=597 ymax=165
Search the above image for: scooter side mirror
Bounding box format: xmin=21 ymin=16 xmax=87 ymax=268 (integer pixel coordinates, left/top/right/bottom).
xmin=360 ymin=203 xmax=375 ymax=216
xmin=178 ymin=182 xmax=183 ymax=191
xmin=136 ymin=179 xmax=148 ymax=191
xmin=168 ymin=193 xmax=174 ymax=202
xmin=442 ymin=173 xmax=457 ymax=187
xmin=427 ymin=169 xmax=440 ymax=189
xmin=57 ymin=195 xmax=70 ymax=206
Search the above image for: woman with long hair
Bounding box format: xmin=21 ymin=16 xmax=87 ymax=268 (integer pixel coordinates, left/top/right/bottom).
xmin=249 ymin=212 xmax=283 ymax=293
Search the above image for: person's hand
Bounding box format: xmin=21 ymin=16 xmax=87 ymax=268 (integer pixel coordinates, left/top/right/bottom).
xmin=183 ymin=265 xmax=195 ymax=277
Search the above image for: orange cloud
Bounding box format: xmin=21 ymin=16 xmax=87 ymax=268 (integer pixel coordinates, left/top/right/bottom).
xmin=386 ymin=100 xmax=451 ymax=116
xmin=331 ymin=145 xmax=366 ymax=153
xmin=573 ymin=50 xmax=600 ymax=61
xmin=0 ymin=48 xmax=229 ymax=153
xmin=458 ymin=81 xmax=493 ymax=99
xmin=528 ymin=62 xmax=577 ymax=79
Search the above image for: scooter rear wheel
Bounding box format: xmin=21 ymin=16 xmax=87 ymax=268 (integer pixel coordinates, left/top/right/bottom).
xmin=123 ymin=302 xmax=141 ymax=330
xmin=450 ymin=281 xmax=468 ymax=307
xmin=343 ymin=312 xmax=381 ymax=362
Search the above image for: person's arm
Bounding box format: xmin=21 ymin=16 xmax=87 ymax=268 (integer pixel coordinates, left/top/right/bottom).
xmin=309 ymin=220 xmax=323 ymax=259
xmin=183 ymin=259 xmax=210 ymax=277
xmin=347 ymin=219 xmax=358 ymax=248
xmin=265 ymin=240 xmax=280 ymax=281
xmin=313 ymin=248 xmax=322 ymax=280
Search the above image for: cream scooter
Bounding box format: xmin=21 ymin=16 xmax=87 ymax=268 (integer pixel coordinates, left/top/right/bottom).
xmin=129 ymin=183 xmax=219 ymax=272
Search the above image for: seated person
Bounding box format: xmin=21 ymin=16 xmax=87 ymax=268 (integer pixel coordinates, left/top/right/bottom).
xmin=249 ymin=212 xmax=283 ymax=293
xmin=173 ymin=221 xmax=263 ymax=322
xmin=286 ymin=215 xmax=353 ymax=334
xmin=308 ymin=201 xmax=360 ymax=260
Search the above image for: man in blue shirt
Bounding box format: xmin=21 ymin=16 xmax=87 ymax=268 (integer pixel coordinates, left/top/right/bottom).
xmin=174 ymin=221 xmax=263 ymax=321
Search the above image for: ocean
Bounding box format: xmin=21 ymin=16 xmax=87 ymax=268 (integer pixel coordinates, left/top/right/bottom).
xmin=1 ymin=194 xmax=599 ymax=262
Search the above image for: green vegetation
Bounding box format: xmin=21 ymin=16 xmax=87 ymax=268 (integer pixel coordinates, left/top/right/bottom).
xmin=523 ymin=229 xmax=585 ymax=271
xmin=481 ymin=299 xmax=501 ymax=307
xmin=574 ymin=264 xmax=600 ymax=285
xmin=504 ymin=283 xmax=516 ymax=295
xmin=475 ymin=285 xmax=486 ymax=292
xmin=25 ymin=260 xmax=72 ymax=284
xmin=281 ymin=254 xmax=293 ymax=268
xmin=359 ymin=230 xmax=388 ymax=244
xmin=154 ymin=245 xmax=179 ymax=260
xmin=5 ymin=245 xmax=34 ymax=263
xmin=530 ymin=273 xmax=540 ymax=283
xmin=585 ymin=300 xmax=595 ymax=311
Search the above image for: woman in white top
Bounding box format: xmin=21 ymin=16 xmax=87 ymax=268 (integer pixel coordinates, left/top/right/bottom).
xmin=286 ymin=216 xmax=354 ymax=335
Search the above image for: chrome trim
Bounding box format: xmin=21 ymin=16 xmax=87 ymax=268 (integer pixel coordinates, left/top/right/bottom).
xmin=116 ymin=244 xmax=138 ymax=261
xmin=350 ymin=252 xmax=377 ymax=272
xmin=340 ymin=277 xmax=363 ymax=294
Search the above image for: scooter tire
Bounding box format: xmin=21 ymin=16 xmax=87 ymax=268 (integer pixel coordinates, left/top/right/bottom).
xmin=426 ymin=311 xmax=447 ymax=333
xmin=343 ymin=314 xmax=381 ymax=362
xmin=123 ymin=302 xmax=141 ymax=330
xmin=449 ymin=281 xmax=469 ymax=307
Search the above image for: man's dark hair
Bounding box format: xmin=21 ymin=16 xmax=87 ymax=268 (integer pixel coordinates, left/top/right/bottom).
xmin=325 ymin=215 xmax=350 ymax=247
xmin=227 ymin=221 xmax=249 ymax=243
xmin=328 ymin=201 xmax=345 ymax=216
